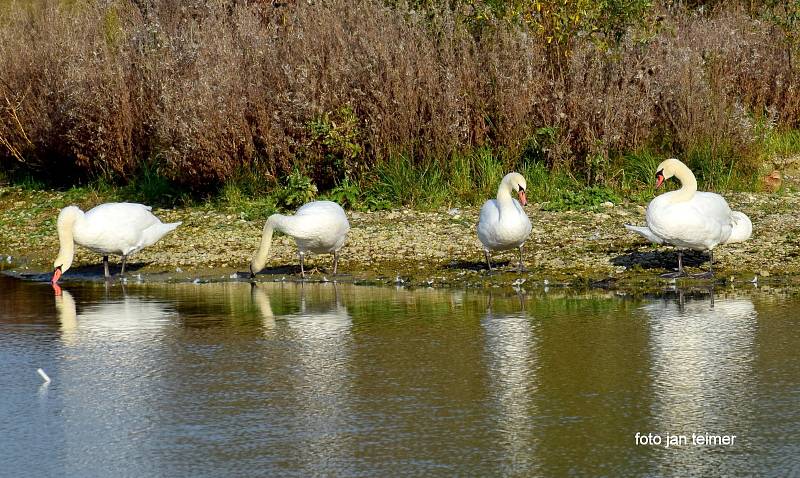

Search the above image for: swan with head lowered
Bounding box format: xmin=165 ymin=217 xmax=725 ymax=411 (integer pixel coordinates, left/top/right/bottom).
xmin=250 ymin=200 xmax=350 ymax=278
xmin=625 ymin=158 xmax=752 ymax=278
xmin=51 ymin=203 xmax=181 ymax=284
xmin=477 ymin=172 xmax=532 ymax=271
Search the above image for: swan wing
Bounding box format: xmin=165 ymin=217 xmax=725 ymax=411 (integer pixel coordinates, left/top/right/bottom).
xmin=277 ymin=201 xmax=350 ymax=252
xmin=477 ymin=199 xmax=531 ymax=250
xmin=477 ymin=199 xmax=500 ymax=248
xmin=77 ymin=203 xmax=172 ymax=254
xmin=646 ymin=192 xmax=733 ymax=249
xmin=726 ymin=211 xmax=752 ymax=244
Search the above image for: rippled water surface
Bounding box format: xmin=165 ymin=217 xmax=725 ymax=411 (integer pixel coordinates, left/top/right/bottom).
xmin=1 ymin=275 xmax=799 ymax=476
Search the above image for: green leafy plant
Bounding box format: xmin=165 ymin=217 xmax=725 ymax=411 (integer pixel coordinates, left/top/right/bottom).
xmin=306 ymin=106 xmax=363 ymax=186
xmin=542 ymin=185 xmax=620 ymax=211
xmin=277 ymin=169 xmax=317 ymax=209
xmin=372 ymin=155 xmax=449 ymax=209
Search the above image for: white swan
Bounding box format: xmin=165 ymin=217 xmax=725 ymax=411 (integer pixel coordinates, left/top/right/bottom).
xmin=250 ymin=200 xmax=350 ymax=278
xmin=52 ymin=203 xmax=181 ymax=283
xmin=625 ymin=158 xmax=752 ymax=278
xmin=477 ymin=172 xmax=532 ymax=271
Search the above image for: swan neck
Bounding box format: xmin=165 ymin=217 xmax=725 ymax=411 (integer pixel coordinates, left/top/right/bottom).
xmin=251 ymin=215 xmax=281 ymax=274
xmin=671 ymin=163 xmax=697 ymax=202
xmin=496 ymin=181 xmax=515 ymax=207
xmin=55 ymin=209 xmax=80 ymax=271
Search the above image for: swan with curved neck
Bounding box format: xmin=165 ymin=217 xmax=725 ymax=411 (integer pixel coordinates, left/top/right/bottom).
xmin=625 ymin=158 xmax=752 ymax=278
xmin=51 ymin=203 xmax=181 ymax=285
xmin=250 ymin=200 xmax=350 ymax=278
xmin=477 ymin=172 xmax=532 ymax=271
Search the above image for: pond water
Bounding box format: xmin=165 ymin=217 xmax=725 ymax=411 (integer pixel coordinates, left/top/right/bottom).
xmin=1 ymin=275 xmax=799 ymax=476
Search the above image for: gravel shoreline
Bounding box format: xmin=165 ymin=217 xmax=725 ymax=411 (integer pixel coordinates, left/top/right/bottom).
xmin=2 ymin=185 xmax=799 ymax=289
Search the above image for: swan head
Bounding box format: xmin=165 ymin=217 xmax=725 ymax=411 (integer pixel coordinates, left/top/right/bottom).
xmin=502 ymin=172 xmax=528 ymax=206
xmin=52 ymin=206 xmax=81 ymax=283
xmin=654 ymin=158 xmax=684 ymax=188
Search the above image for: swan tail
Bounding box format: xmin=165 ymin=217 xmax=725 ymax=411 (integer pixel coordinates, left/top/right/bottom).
xmin=625 ymin=224 xmax=665 ymax=244
xmin=140 ymin=221 xmax=182 ymax=249
xmin=726 ymin=211 xmax=752 ymax=244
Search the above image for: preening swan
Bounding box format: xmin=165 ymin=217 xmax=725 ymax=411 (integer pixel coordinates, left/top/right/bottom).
xmin=51 ymin=203 xmax=181 ymax=284
xmin=477 ymin=172 xmax=532 ymax=271
xmin=625 ymin=158 xmax=752 ymax=278
xmin=250 ymin=200 xmax=350 ymax=278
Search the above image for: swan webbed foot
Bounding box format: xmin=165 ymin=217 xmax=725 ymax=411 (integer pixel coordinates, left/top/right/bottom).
xmin=659 ymin=271 xmax=688 ymax=279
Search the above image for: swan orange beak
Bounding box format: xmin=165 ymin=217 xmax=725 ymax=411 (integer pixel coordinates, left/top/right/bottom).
xmin=51 ymin=266 xmax=62 ymax=285
xmin=518 ymin=190 xmax=528 ymax=206
xmin=655 ymin=172 xmax=665 ymax=189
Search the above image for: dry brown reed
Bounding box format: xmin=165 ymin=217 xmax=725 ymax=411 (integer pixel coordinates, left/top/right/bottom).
xmin=0 ymin=0 xmax=798 ymax=189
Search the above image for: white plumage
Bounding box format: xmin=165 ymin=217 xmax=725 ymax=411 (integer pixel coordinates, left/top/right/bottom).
xmin=477 ymin=172 xmax=532 ymax=271
xmin=52 ymin=202 xmax=181 ymax=282
xmin=625 ymin=158 xmax=752 ymax=277
xmin=250 ymin=200 xmax=350 ymax=278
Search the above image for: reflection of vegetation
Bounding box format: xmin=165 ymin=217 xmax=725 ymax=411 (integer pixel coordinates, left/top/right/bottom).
xmin=6 ymin=276 xmax=772 ymax=336
xmin=35 ymin=279 xmax=640 ymax=328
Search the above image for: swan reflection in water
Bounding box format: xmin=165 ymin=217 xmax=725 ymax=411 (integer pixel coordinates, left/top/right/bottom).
xmin=50 ymin=285 xmax=177 ymax=475
xmin=481 ymin=295 xmax=540 ymax=474
xmin=54 ymin=286 xmax=175 ymax=344
xmin=643 ymin=289 xmax=755 ymax=471
xmin=251 ymin=282 xmax=355 ymax=474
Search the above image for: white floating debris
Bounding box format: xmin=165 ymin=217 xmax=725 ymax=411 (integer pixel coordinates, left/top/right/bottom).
xmin=176 ymin=267 xmax=183 ymax=273
xmin=6 ymin=255 xmax=11 ymax=263
xmin=229 ymin=272 xmax=238 ymax=279
xmin=37 ymin=368 xmax=51 ymax=383
xmin=512 ymin=278 xmax=526 ymax=287
xmin=750 ymin=276 xmax=758 ymax=283
xmin=543 ymin=279 xmax=549 ymax=285
xmin=395 ymin=275 xmax=405 ymax=284
xmin=322 ymin=276 xmax=329 ymax=282
xmin=192 ymin=278 xmax=201 ymax=284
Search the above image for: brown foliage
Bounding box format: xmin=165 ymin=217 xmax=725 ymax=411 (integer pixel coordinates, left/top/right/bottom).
xmin=0 ymin=1 xmax=798 ymax=188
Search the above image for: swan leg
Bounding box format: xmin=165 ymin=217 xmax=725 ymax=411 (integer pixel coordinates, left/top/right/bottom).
xmin=517 ymin=245 xmax=527 ymax=273
xmin=299 ymin=251 xmax=305 ymax=279
xmin=484 ymin=250 xmax=493 ymax=271
xmin=333 ymin=251 xmax=339 ymax=275
xmin=120 ymin=255 xmax=127 ymax=276
xmin=103 ymin=256 xmax=110 ymax=279
xmin=691 ymin=250 xmax=715 ymax=279
xmin=660 ymin=251 xmax=688 ymax=279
